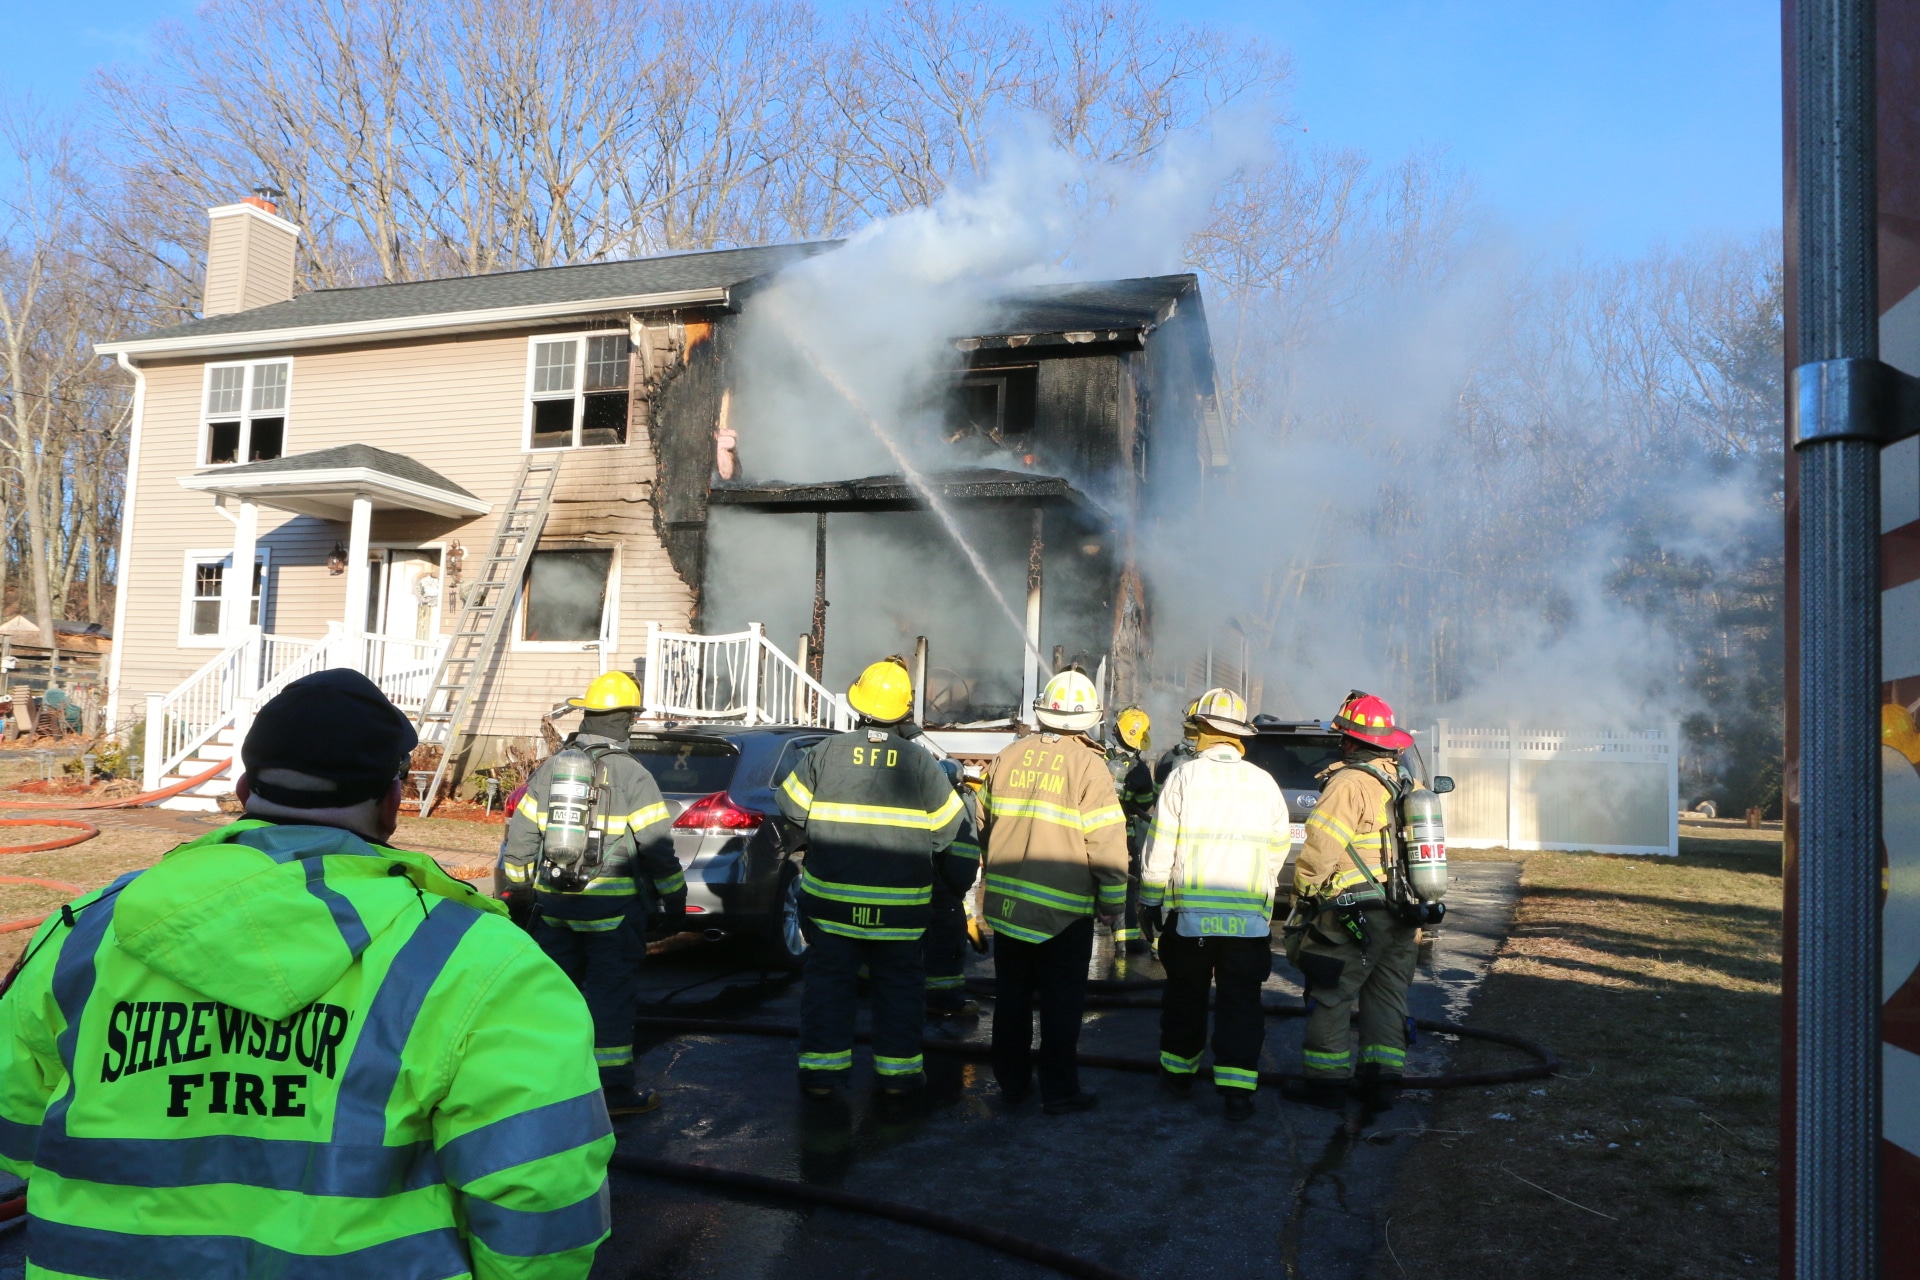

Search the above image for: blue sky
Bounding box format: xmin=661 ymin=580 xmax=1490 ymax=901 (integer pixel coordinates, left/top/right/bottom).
xmin=0 ymin=0 xmax=1781 ymax=257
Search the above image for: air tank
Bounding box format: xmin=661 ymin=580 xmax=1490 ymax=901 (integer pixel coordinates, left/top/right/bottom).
xmin=1402 ymin=786 xmax=1448 ymax=903
xmin=542 ymin=749 xmax=596 ymax=868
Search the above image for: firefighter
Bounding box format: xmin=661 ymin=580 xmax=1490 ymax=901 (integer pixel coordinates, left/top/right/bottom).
xmin=981 ymin=671 xmax=1129 ymax=1113
xmin=1106 ymin=706 xmax=1157 ymax=955
xmin=1153 ymin=698 xmax=1204 ymax=789
xmin=923 ymin=758 xmax=983 ymax=1018
xmin=502 ymin=670 xmax=683 ymax=1117
xmin=1139 ymin=688 xmax=1289 ymax=1120
xmin=777 ymin=660 xmax=967 ymax=1098
xmin=1282 ymin=690 xmax=1420 ymax=1111
xmin=0 ymin=669 xmax=613 ymax=1275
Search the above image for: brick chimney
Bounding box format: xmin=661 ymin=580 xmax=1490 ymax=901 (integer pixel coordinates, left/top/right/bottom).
xmin=202 ymin=194 xmax=301 ymax=317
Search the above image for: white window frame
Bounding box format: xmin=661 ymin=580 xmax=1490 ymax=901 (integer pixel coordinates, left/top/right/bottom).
xmin=511 ymin=541 xmax=620 ymax=653
xmin=178 ymin=547 xmax=272 ymax=647
xmin=199 ymin=359 xmax=294 ymax=466
xmin=521 ymin=332 xmax=631 ymax=451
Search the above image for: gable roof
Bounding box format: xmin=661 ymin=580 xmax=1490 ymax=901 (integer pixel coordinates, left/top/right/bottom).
xmin=179 ymin=445 xmax=490 ymax=520
xmin=99 ymin=242 xmax=840 ymax=360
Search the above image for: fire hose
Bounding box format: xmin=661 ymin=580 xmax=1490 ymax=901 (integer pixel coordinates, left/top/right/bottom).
xmin=0 ymin=758 xmax=234 ymax=934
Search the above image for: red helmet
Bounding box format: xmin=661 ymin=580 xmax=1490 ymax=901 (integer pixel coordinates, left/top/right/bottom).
xmin=1332 ymin=691 xmax=1413 ymax=750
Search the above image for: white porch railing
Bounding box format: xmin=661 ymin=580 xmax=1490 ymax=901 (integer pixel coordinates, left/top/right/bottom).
xmin=641 ymin=622 xmax=852 ymax=729
xmin=142 ymin=627 xmax=451 ymax=792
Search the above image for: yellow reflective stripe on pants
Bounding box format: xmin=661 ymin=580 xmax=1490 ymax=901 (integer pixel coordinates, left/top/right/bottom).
xmin=873 ymin=1054 xmax=924 ymax=1077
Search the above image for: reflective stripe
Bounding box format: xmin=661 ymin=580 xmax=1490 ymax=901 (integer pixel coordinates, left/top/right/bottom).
xmin=874 ymin=1055 xmax=924 ymax=1077
xmin=798 ymin=1050 xmax=852 ymax=1071
xmin=303 ymin=859 xmax=372 ymax=956
xmin=1172 ymin=889 xmax=1270 ymax=910
xmin=1213 ymin=1065 xmax=1259 ymax=1091
xmin=985 ymin=873 xmax=1093 ymax=913
xmin=948 ymin=840 xmax=982 ymax=860
xmin=576 ymin=876 xmax=636 ymax=896
xmin=1138 ymin=881 xmax=1166 ymax=907
xmin=1112 ymin=928 xmax=1141 ymax=942
xmin=800 ymin=870 xmax=931 ymax=907
xmin=1160 ymin=1050 xmax=1201 ymax=1074
xmin=985 ymin=795 xmax=1109 ymax=832
xmin=653 ymin=869 xmax=686 ymax=895
xmin=809 ymin=798 xmax=954 ymax=831
xmin=0 ymin=1114 xmax=35 ymax=1162
xmin=333 ymin=901 xmax=481 ymax=1145
xmin=437 ymin=1091 xmax=612 ymax=1187
xmin=925 ymin=974 xmax=967 ymax=990
xmin=599 ymin=803 xmax=669 ymax=834
xmin=46 ymin=874 xmax=140 ymax=1142
xmin=539 ymin=913 xmax=624 ymax=932
xmin=36 ymin=1131 xmax=442 ymax=1196
xmin=593 ymin=1046 xmax=634 ymax=1068
xmin=1361 ymin=1044 xmax=1407 ymax=1067
xmin=1096 ymin=882 xmax=1127 ymax=907
xmin=467 ymin=1180 xmax=611 ymax=1258
xmin=1302 ymin=1048 xmax=1352 ymax=1075
xmin=780 ymin=772 xmax=814 ymax=812
xmin=810 ymin=918 xmax=924 ymax=942
xmin=1304 ymin=810 xmax=1355 ymax=842
xmin=987 ymin=917 xmax=1057 ymax=945
xmin=28 ymin=1219 xmax=471 ymax=1280
xmin=517 ymin=793 xmax=543 ymax=823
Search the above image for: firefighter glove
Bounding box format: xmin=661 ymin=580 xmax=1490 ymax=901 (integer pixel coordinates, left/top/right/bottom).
xmin=966 ymin=915 xmax=991 ymax=954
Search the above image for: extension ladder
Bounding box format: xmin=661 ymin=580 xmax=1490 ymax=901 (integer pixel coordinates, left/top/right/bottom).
xmin=412 ymin=453 xmax=562 ymax=814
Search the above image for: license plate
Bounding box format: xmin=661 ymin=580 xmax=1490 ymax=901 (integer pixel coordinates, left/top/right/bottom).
xmin=1290 ymin=823 xmax=1306 ymax=845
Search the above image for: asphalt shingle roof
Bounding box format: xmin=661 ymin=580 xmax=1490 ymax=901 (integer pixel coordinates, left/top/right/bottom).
xmin=197 ymin=444 xmax=478 ymax=499
xmin=136 ymin=242 xmax=841 ymax=343
xmin=988 ymin=276 xmax=1196 ymax=335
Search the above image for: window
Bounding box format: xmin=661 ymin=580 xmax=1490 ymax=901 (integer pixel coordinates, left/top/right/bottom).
xmin=938 ymin=366 xmax=1036 ymax=455
xmin=202 ymin=361 xmax=290 ymax=464
xmin=526 ymin=334 xmax=630 ymax=449
xmin=520 ymin=547 xmax=614 ymax=644
xmin=180 ymin=550 xmax=268 ymax=644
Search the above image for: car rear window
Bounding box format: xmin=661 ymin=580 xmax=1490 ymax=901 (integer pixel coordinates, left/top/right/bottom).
xmin=629 ymin=737 xmax=739 ymax=795
xmin=1244 ymin=735 xmax=1343 ymax=790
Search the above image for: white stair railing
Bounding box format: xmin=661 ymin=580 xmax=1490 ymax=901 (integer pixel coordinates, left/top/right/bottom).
xmin=360 ymin=633 xmax=449 ymax=715
xmin=642 ymin=622 xmax=851 ymax=729
xmin=143 ymin=631 xmax=260 ymax=791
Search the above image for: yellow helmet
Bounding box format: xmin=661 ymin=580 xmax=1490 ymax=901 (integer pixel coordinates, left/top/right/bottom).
xmin=1885 ymin=703 xmax=1920 ymax=764
xmin=567 ymin=670 xmax=641 ymax=712
xmin=1191 ymin=687 xmax=1256 ymax=737
xmin=1116 ymin=706 xmax=1151 ymax=753
xmin=849 ymin=660 xmax=913 ymax=723
xmin=1036 ymin=670 xmax=1101 ymax=733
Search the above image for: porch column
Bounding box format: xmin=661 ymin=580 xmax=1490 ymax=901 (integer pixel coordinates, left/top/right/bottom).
xmin=1020 ymin=506 xmax=1043 ymax=725
xmin=342 ymin=494 xmax=373 ymax=673
xmin=221 ymin=499 xmax=259 ymax=638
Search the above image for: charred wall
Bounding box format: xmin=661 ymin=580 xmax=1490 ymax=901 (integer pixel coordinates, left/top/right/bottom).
xmin=648 ymin=313 xmax=736 ymax=621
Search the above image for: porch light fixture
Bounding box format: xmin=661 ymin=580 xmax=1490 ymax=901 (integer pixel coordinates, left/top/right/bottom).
xmin=327 ymin=542 xmax=347 ymax=575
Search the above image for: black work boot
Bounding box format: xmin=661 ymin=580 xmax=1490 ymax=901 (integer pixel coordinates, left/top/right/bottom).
xmin=1221 ymin=1091 xmax=1256 ymax=1122
xmin=602 ymin=1084 xmax=661 ymax=1117
xmin=1353 ymin=1063 xmax=1403 ymax=1112
xmin=1279 ymin=1077 xmax=1348 ymax=1111
xmin=1042 ymin=1091 xmax=1100 ymax=1116
xmin=1159 ymin=1069 xmax=1195 ymax=1098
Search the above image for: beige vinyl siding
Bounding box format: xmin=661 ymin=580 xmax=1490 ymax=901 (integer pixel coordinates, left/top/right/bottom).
xmin=117 ymin=326 xmax=698 ymax=754
xmin=201 ymin=218 xmax=247 ymax=317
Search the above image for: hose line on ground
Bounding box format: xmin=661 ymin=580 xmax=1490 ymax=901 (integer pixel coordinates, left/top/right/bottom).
xmin=610 ymin=1153 xmax=1139 ymax=1280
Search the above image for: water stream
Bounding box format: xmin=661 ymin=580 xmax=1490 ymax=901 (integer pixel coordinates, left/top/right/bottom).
xmin=779 ymin=328 xmax=1045 ymax=673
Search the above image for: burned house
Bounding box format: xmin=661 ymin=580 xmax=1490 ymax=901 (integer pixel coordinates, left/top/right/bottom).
xmin=97 ymin=198 xmax=1225 ymax=805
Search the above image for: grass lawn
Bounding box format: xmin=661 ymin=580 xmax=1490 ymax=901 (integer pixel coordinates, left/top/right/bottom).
xmin=1379 ymin=821 xmax=1781 ymax=1279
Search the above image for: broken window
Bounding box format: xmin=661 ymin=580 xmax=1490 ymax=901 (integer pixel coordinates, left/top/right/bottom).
xmin=521 ymin=547 xmax=614 ymax=643
xmin=527 ymin=334 xmax=630 ymax=449
xmin=202 ymin=361 xmax=291 ymax=464
xmin=940 ymin=367 xmax=1036 ymax=455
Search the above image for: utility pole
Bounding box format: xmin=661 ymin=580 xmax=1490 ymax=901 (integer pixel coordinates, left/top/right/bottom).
xmin=1789 ymin=0 xmax=1882 ymax=1275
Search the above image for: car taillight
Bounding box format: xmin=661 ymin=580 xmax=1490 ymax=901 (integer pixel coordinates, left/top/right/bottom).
xmin=673 ymin=791 xmax=762 ymax=832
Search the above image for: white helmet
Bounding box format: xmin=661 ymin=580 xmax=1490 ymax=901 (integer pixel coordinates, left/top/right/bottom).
xmin=1035 ymin=670 xmax=1101 ymax=733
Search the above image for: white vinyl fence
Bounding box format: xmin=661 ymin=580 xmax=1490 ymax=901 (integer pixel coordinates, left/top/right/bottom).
xmin=1421 ymin=721 xmax=1680 ymax=856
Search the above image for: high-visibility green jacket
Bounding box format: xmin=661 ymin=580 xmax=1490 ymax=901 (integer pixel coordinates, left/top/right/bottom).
xmin=502 ymin=733 xmax=681 ymax=932
xmin=776 ymin=727 xmax=965 ymax=942
xmin=0 ymin=819 xmax=613 ymax=1279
